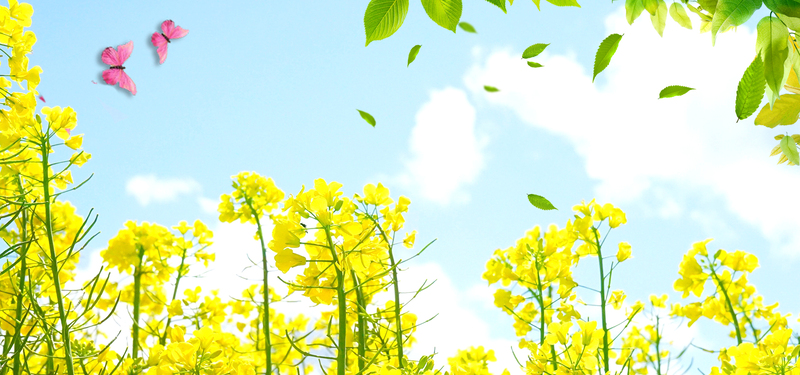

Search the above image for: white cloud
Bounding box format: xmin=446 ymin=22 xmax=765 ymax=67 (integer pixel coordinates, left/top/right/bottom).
xmin=464 ymin=8 xmax=800 ymax=255
xmin=400 ymin=88 xmax=487 ymax=205
xmin=398 ymin=262 xmax=520 ymax=375
xmin=125 ymin=175 xmax=201 ymax=206
xmin=198 ymin=196 xmax=219 ymax=215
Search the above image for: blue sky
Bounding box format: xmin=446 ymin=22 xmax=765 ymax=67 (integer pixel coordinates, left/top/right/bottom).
xmin=31 ymin=0 xmax=800 ymax=372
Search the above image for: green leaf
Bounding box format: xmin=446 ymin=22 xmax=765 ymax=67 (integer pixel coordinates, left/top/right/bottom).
xmin=644 ymin=0 xmax=659 ymax=15
xmin=458 ymin=22 xmax=477 ymax=33
xmin=711 ymin=0 xmax=762 ymax=46
xmin=407 ymin=44 xmax=421 ymax=67
xmin=754 ymin=94 xmax=800 ymax=127
xmin=357 ymin=109 xmax=377 ymax=127
xmin=484 ymin=0 xmax=507 ymax=12
xmin=532 ymin=0 xmax=541 ymax=9
xmin=780 ymin=134 xmax=800 ymax=164
xmin=626 ymin=0 xmax=646 ymax=24
xmin=698 ymin=0 xmax=718 ymax=13
xmin=527 ymin=61 xmax=544 ymax=68
xmin=522 ymin=43 xmax=549 ymax=59
xmin=735 ymin=56 xmax=766 ymax=120
xmin=484 ymin=85 xmax=500 ymax=92
xmin=759 ymin=96 xmax=800 ymax=126
xmin=650 ymin=0 xmax=667 ymax=36
xmin=777 ymin=13 xmax=800 ymax=32
xmin=658 ymin=85 xmax=695 ymax=98
xmin=364 ymin=0 xmax=410 ymax=46
xmin=527 ymin=194 xmax=557 ymax=210
xmin=764 ymin=0 xmax=800 ymax=17
xmin=757 ymin=16 xmax=789 ymax=107
xmin=593 ymin=33 xmax=623 ymax=83
xmin=544 ymin=0 xmax=581 ymax=6
xmin=421 ymin=0 xmax=463 ymax=32
xmin=686 ymin=3 xmax=713 ymax=21
xmin=669 ymin=2 xmax=693 ymax=29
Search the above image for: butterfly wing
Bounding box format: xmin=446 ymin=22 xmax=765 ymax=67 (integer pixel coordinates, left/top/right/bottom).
xmin=101 ymin=46 xmax=120 ymax=66
xmin=102 ymin=68 xmax=122 ymax=85
xmin=161 ymin=20 xmax=189 ymax=39
xmin=102 ymin=68 xmax=136 ymax=95
xmin=101 ymin=41 xmax=133 ymax=66
xmin=116 ymin=70 xmax=136 ymax=95
xmin=116 ymin=41 xmax=133 ymax=64
xmin=151 ymin=32 xmax=169 ymax=64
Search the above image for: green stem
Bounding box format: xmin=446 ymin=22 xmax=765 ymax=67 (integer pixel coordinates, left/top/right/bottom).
xmin=708 ymin=263 xmax=742 ymax=344
xmin=351 ymin=270 xmax=367 ymax=372
xmin=11 ymin=175 xmax=29 ymax=375
xmin=159 ymin=246 xmax=189 ymax=345
xmin=249 ymin=200 xmax=273 ymax=374
xmin=592 ymin=227 xmax=610 ymax=374
xmin=655 ymin=316 xmax=662 ymax=375
xmin=548 ymin=286 xmax=557 ymax=371
xmin=132 ymin=244 xmax=144 ymax=360
xmin=324 ymin=226 xmax=347 ymax=375
xmin=40 ymin=138 xmax=76 ymax=375
xmin=387 ymin=244 xmax=404 ymax=367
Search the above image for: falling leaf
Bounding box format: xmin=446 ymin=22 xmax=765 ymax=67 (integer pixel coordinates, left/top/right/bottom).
xmin=357 ymin=109 xmax=377 ymax=127
xmin=458 ymin=22 xmax=476 ymax=33
xmin=522 ymin=43 xmax=549 ymax=59
xmin=658 ymin=85 xmax=695 ymax=99
xmin=527 ymin=61 xmax=543 ymax=68
xmin=527 ymin=194 xmax=557 ymax=210
xmin=407 ymin=44 xmax=422 ymax=67
xmin=593 ymin=33 xmax=623 ymax=83
xmin=483 ymin=85 xmax=499 ymax=92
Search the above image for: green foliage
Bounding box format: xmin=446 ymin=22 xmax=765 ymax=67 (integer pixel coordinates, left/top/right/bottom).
xmin=735 ymin=56 xmax=766 ymax=121
xmin=777 ymin=13 xmax=800 ymax=31
xmin=364 ymin=0 xmax=410 ymax=46
xmin=522 ymin=43 xmax=549 ymax=59
xmin=527 ymin=61 xmax=544 ymax=67
xmin=754 ymin=94 xmax=800 ymax=127
xmin=669 ymin=2 xmax=693 ymax=29
xmin=357 ymin=109 xmax=377 ymax=127
xmin=421 ymin=0 xmax=462 ymax=32
xmin=650 ymin=0 xmax=667 ymax=36
xmin=711 ymin=0 xmax=762 ymax=46
xmin=644 ymin=0 xmax=659 ymax=15
xmin=458 ymin=21 xmax=476 ymax=33
xmin=593 ymin=33 xmax=623 ymax=83
xmin=407 ymin=44 xmax=421 ymax=67
xmin=543 ymin=0 xmax=581 ymax=6
xmin=780 ymin=134 xmax=800 ymax=164
xmin=626 ymin=0 xmax=646 ymax=24
xmin=484 ymin=0 xmax=507 ymax=13
xmin=699 ymin=0 xmax=718 ymax=13
xmin=658 ymin=85 xmax=695 ymax=99
xmin=764 ymin=0 xmax=800 ymax=17
xmin=484 ymin=85 xmax=500 ymax=92
xmin=527 ymin=193 xmax=557 ymax=210
xmin=756 ymin=16 xmax=789 ymax=107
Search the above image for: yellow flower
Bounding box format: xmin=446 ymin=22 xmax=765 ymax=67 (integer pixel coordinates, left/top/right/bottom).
xmin=616 ymin=242 xmax=632 ymax=262
xmin=65 ymin=134 xmax=83 ymax=150
xmin=403 ymin=230 xmax=416 ymax=248
xmin=609 ymin=289 xmax=626 ymax=309
xmin=167 ymin=299 xmax=183 ymax=317
xmin=649 ymin=294 xmax=668 ymax=308
xmin=274 ymin=248 xmax=307 ymax=273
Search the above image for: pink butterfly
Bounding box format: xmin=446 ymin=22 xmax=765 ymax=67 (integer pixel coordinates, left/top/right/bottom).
xmin=37 ymin=95 xmax=45 ymax=103
xmin=101 ymin=41 xmax=136 ymax=95
xmin=151 ymin=20 xmax=188 ymax=64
